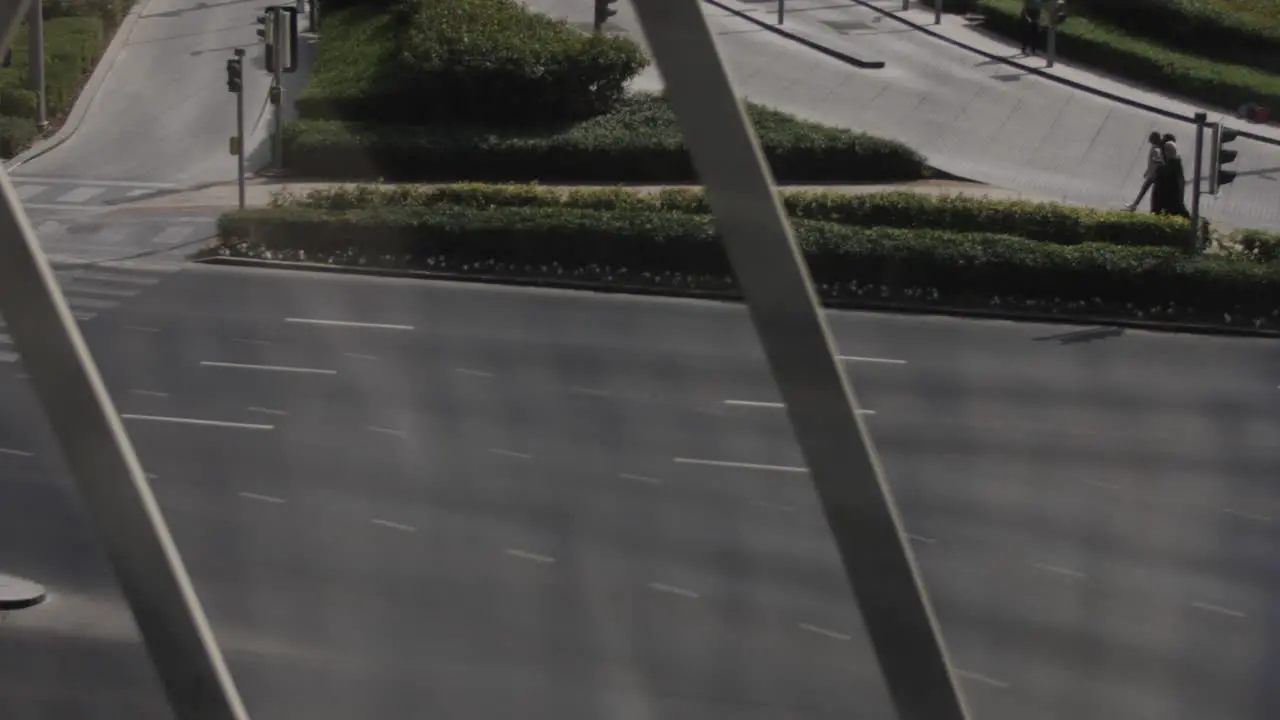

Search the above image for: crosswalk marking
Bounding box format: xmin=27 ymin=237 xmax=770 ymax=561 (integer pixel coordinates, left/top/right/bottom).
xmin=0 ymin=351 xmax=18 ymax=363
xmin=67 ymin=296 xmax=122 ymax=310
xmin=149 ymin=225 xmax=195 ymax=246
xmin=13 ymin=176 xmax=176 ymax=189
xmin=0 ymin=333 xmax=10 ymax=345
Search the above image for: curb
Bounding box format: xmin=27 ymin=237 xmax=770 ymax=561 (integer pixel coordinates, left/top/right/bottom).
xmin=5 ymin=0 xmax=149 ymax=170
xmin=703 ymin=0 xmax=885 ymax=69
xmin=836 ymin=0 xmax=1280 ymax=148
xmin=196 ymin=255 xmax=1280 ymax=339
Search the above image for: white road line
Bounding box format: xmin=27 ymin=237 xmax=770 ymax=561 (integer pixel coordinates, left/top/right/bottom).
xmin=146 ymin=473 xmax=158 ymax=480
xmin=15 ymin=184 xmax=48 ymax=200
xmin=1083 ymin=479 xmax=1122 ymax=490
xmin=120 ymin=414 xmax=274 ymax=430
xmin=239 ymin=492 xmax=286 ymax=504
xmin=505 ymin=548 xmax=555 ymax=564
xmin=1221 ymin=507 xmax=1271 ymax=523
xmin=673 ymin=457 xmax=807 ymax=473
xmin=0 ymin=350 xmax=19 ymax=362
xmin=955 ymin=670 xmax=1011 ymax=689
xmin=837 ymin=355 xmax=907 ymax=364
xmin=15 ymin=176 xmax=177 ymax=188
xmin=906 ymin=533 xmax=936 ymax=544
xmin=647 ymin=582 xmax=699 ymax=599
xmin=455 ymin=368 xmax=493 ymax=377
xmin=130 ymin=389 xmax=169 ymax=398
xmin=123 ymin=325 xmax=160 ymax=332
xmin=247 ymin=406 xmax=288 ymax=416
xmin=753 ymin=499 xmax=795 ymax=512
xmin=343 ymin=352 xmax=378 ymax=360
xmin=0 ymin=333 xmax=10 ymax=345
xmin=73 ymin=284 xmax=140 ymax=298
xmin=285 ymin=317 xmax=414 ymax=331
xmin=369 ymin=426 xmax=407 ymax=437
xmin=68 ymin=297 xmax=118 ymax=310
xmin=73 ymin=311 xmax=96 ymax=322
xmin=371 ymin=518 xmax=416 ymax=532
xmin=232 ymin=337 xmax=269 ymax=345
xmin=489 ymin=448 xmax=533 ymax=460
xmin=798 ymin=623 xmax=850 ymax=641
xmin=0 ymin=448 xmax=33 ymax=457
xmin=620 ymin=473 xmax=663 ymax=485
xmin=722 ymin=400 xmax=876 ymax=414
xmin=200 ymin=361 xmax=336 ymax=375
xmin=71 ymin=271 xmax=159 ymax=286
xmin=1191 ymin=601 xmax=1246 ymax=618
xmin=569 ymin=386 xmax=612 ymax=397
xmin=1032 ymin=563 xmax=1085 ymax=579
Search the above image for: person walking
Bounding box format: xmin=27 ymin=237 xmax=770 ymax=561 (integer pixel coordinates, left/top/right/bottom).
xmin=1154 ymin=133 xmax=1190 ymax=218
xmin=1020 ymin=0 xmax=1042 ymax=55
xmin=1126 ymin=131 xmax=1165 ymax=212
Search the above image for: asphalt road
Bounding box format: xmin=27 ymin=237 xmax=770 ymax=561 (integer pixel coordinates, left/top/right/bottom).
xmin=1 ymin=266 xmax=1278 ymax=720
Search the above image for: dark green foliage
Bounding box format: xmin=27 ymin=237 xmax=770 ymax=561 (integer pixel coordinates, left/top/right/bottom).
xmin=284 ymin=94 xmax=930 ymax=182
xmin=216 ymin=204 xmax=1280 ymax=325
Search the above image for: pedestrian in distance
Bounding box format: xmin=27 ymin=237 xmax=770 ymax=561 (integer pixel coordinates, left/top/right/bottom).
xmin=1126 ymin=131 xmax=1165 ymax=212
xmin=1020 ymin=0 xmax=1042 ymax=55
xmin=1154 ymin=133 xmax=1190 ymax=218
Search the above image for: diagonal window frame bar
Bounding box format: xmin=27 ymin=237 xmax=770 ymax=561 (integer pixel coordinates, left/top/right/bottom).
xmin=0 ymin=3 xmax=250 ymax=719
xmin=628 ymin=1 xmax=972 ymax=718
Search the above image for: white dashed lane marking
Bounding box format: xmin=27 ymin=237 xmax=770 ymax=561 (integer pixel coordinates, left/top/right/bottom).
xmin=1221 ymin=508 xmax=1271 ymax=523
xmin=489 ymin=448 xmax=533 ymax=460
xmin=620 ymin=473 xmax=663 ymax=485
xmin=455 ymin=368 xmax=493 ymax=378
xmin=343 ymin=352 xmax=379 ymax=361
xmin=955 ymin=670 xmax=1011 ymax=689
xmin=239 ymin=492 xmax=286 ymax=504
xmin=0 ymin=448 xmax=33 ymax=457
xmin=248 ymin=406 xmax=288 ymax=416
xmin=798 ymin=623 xmax=850 ymax=641
xmin=371 ymin=519 xmax=416 ymax=532
xmin=906 ymin=533 xmax=936 ymax=544
xmin=1032 ymin=563 xmax=1085 ymax=579
xmin=505 ymin=549 xmax=555 ymax=564
xmin=285 ymin=317 xmax=414 ymax=331
xmin=369 ymin=426 xmax=408 ymax=437
xmin=121 ymin=414 xmax=274 ymax=430
xmin=1191 ymin=602 xmax=1245 ymax=618
xmin=648 ymin=582 xmax=699 ymax=599
xmin=673 ymin=457 xmax=807 ymax=473
xmin=200 ymin=361 xmax=336 ymax=375
xmin=837 ymin=355 xmax=907 ymax=365
xmin=130 ymin=389 xmax=169 ymax=398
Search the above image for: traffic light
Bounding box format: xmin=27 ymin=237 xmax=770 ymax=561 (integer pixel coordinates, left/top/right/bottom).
xmin=225 ymin=56 xmax=243 ymax=93
xmin=275 ymin=6 xmax=299 ymax=73
xmin=593 ymin=0 xmax=616 ymax=32
xmin=1210 ymin=124 xmax=1240 ymax=194
xmin=257 ymin=8 xmax=277 ymax=72
xmin=1 ymin=48 xmax=10 ymax=69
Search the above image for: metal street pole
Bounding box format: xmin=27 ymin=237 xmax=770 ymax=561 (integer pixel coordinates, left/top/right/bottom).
xmin=1192 ymin=112 xmax=1206 ymax=250
xmin=935 ymin=0 xmax=941 ymax=24
xmin=0 ymin=3 xmax=252 ymax=720
xmin=630 ymin=0 xmax=972 ymax=719
xmin=1046 ymin=0 xmax=1057 ymax=67
xmin=235 ymin=48 xmax=246 ymax=209
xmin=1209 ymin=121 xmax=1222 ymax=195
xmin=27 ymin=0 xmax=45 ymax=130
xmin=272 ymin=46 xmax=284 ymax=170
xmin=902 ymin=0 xmax=908 ymax=10
xmin=777 ymin=0 xmax=784 ymax=25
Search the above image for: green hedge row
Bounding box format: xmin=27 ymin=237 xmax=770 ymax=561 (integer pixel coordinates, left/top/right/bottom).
xmin=295 ymin=0 xmax=648 ymax=125
xmin=0 ymin=15 xmax=107 ymax=157
xmin=272 ymin=182 xmax=1193 ymax=250
xmin=978 ymin=0 xmax=1280 ymax=114
xmin=1060 ymin=0 xmax=1280 ymax=75
xmin=214 ymin=205 xmax=1280 ymax=327
xmin=284 ymin=94 xmax=931 ymax=183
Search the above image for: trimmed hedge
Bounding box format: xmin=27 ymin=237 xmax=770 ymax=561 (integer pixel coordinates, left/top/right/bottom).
xmin=979 ymin=0 xmax=1280 ymax=114
xmin=1061 ymin=0 xmax=1280 ymax=75
xmin=284 ymin=93 xmax=931 ymax=182
xmin=295 ymin=2 xmax=648 ymax=125
xmin=0 ymin=14 xmax=108 ymax=157
xmin=271 ymin=183 xmax=1193 ymax=250
xmin=213 ymin=204 xmax=1280 ymax=327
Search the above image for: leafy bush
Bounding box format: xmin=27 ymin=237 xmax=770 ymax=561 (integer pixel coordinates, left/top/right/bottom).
xmin=1062 ymin=0 xmax=1280 ymax=74
xmin=1234 ymin=229 xmax=1280 ymax=263
xmin=215 ymin=204 xmax=1280 ymax=326
xmin=918 ymin=0 xmax=981 ymax=13
xmin=0 ymin=116 xmax=39 ymax=157
xmin=45 ymin=0 xmax=131 ymax=28
xmin=274 ymin=183 xmax=1192 ymax=250
xmin=294 ymin=0 xmax=648 ymax=125
xmin=978 ymin=0 xmax=1280 ymax=114
xmin=284 ymin=93 xmax=930 ymax=182
xmin=0 ymin=16 xmax=106 ymax=119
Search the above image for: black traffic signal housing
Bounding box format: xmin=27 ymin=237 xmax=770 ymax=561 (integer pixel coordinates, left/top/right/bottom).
xmin=276 ymin=6 xmax=300 ymax=73
xmin=592 ymin=0 xmax=616 ymax=32
xmin=1212 ymin=125 xmax=1239 ymax=193
xmin=226 ymin=56 xmax=243 ymax=93
xmin=257 ymin=8 xmax=277 ymax=72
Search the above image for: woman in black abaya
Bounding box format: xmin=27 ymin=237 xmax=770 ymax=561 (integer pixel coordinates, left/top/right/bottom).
xmin=1153 ymin=133 xmax=1190 ymax=218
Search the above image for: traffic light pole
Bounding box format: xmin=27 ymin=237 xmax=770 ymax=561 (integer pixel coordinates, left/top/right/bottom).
xmin=1046 ymin=0 xmax=1058 ymax=67
xmin=27 ymin=0 xmax=45 ymax=130
xmin=0 ymin=3 xmax=251 ymax=720
xmin=1191 ymin=112 xmax=1206 ymax=249
xmin=235 ymin=48 xmax=246 ymax=209
xmin=777 ymin=0 xmax=784 ymax=25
